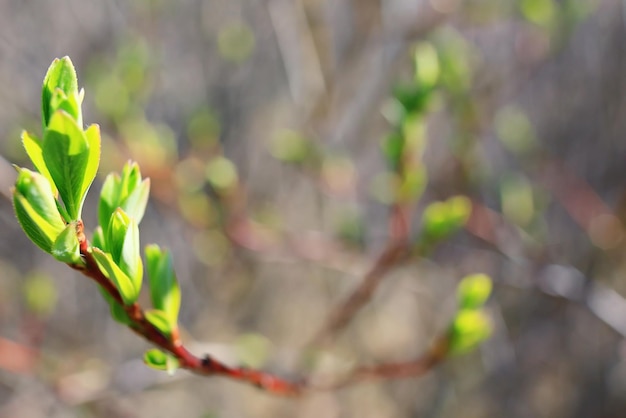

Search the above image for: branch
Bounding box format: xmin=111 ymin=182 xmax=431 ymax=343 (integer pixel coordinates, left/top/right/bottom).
xmin=71 ymin=221 xmax=305 ymax=396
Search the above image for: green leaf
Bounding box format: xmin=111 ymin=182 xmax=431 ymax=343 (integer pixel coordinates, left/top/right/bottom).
xmin=50 ymin=88 xmax=82 ymax=126
xmin=381 ymin=133 xmax=404 ymax=169
xmin=82 ymin=124 xmax=101 ymax=205
xmin=143 ymin=348 xmax=179 ymax=374
xmin=107 ymin=209 xmax=143 ymax=294
xmin=98 ymin=173 xmax=122 ymax=233
xmin=42 ymin=111 xmax=91 ymax=220
xmin=145 ymin=244 xmax=181 ymax=327
xmin=448 ymin=310 xmax=492 ymax=355
xmin=206 ymin=156 xmax=238 ymax=191
xmin=92 ymin=226 xmax=106 ymax=251
xmin=42 ymin=57 xmax=79 ymax=128
xmin=145 ymin=309 xmax=174 ymax=339
xmin=13 ymin=168 xmax=66 ymax=253
xmin=99 ymin=287 xmax=132 ymax=325
xmin=98 ymin=162 xmax=149 ymax=233
xmin=91 ymin=248 xmax=139 ymax=305
xmin=121 ymin=179 xmax=150 ymax=224
xmin=421 ymin=196 xmax=471 ymax=243
xmin=269 ymin=130 xmax=312 ymax=163
xmin=414 ymin=42 xmax=440 ymax=88
xmin=457 ymin=274 xmax=493 ymax=310
xmin=21 ymin=131 xmax=58 ymax=197
xmin=51 ymin=223 xmax=82 ymax=265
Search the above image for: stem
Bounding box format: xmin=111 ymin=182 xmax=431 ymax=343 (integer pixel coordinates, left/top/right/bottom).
xmin=72 ymin=221 xmax=305 ymax=396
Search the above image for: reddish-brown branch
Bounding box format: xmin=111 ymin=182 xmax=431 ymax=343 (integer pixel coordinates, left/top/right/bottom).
xmin=68 ymin=219 xmax=454 ymax=396
xmin=328 ymin=336 xmax=449 ymax=389
xmin=310 ymin=203 xmax=413 ymax=346
xmin=71 ymin=221 xmax=305 ymax=396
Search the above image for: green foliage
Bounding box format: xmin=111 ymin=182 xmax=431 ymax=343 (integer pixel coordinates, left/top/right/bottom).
xmin=145 ymin=245 xmax=181 ymax=328
xmin=98 ymin=161 xmax=150 ymax=236
xmin=51 ymin=223 xmax=82 ymax=265
xmin=206 ymin=156 xmax=238 ymax=192
xmin=12 ymin=53 xmax=495 ymax=381
xmin=420 ymin=196 xmax=472 ymax=245
xmin=92 ymin=247 xmax=141 ymax=305
xmin=42 ymin=57 xmax=81 ymax=128
xmin=145 ymin=309 xmax=174 ymax=338
xmin=448 ymin=309 xmax=492 ymax=355
xmin=143 ymin=348 xmax=179 ymax=374
xmin=22 ymin=272 xmax=58 ymax=317
xmin=448 ymin=274 xmax=493 ymax=355
xmin=13 ymin=168 xmax=66 ymax=253
xmin=457 ymin=274 xmax=493 ymax=310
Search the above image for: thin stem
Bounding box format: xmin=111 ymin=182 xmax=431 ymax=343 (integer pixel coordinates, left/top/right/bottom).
xmin=72 ymin=221 xmax=305 ymax=396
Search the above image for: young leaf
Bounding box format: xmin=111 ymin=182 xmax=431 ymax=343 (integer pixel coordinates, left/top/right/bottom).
xmin=145 ymin=244 xmax=181 ymax=327
xmin=51 ymin=223 xmax=82 ymax=265
xmin=42 ymin=111 xmax=91 ymax=220
xmin=92 ymin=226 xmax=106 ymax=251
xmin=98 ymin=162 xmax=150 ymax=234
xmin=82 ymin=124 xmax=101 ymax=205
xmin=13 ymin=168 xmax=66 ymax=252
xmin=145 ymin=309 xmax=174 ymax=339
xmin=457 ymin=274 xmax=493 ymax=310
xmin=42 ymin=56 xmax=79 ymax=128
xmin=107 ymin=209 xmax=143 ymax=293
xmin=91 ymin=248 xmax=139 ymax=305
xmin=21 ymin=131 xmax=57 ymax=197
xmin=448 ymin=310 xmax=492 ymax=355
xmin=98 ymin=172 xmax=122 ymax=233
xmin=144 ymin=348 xmax=179 ymax=374
xmin=121 ymin=178 xmax=150 ymax=224
xmin=50 ymin=88 xmax=82 ymax=126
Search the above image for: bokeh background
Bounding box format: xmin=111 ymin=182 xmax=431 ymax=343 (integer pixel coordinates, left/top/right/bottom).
xmin=1 ymin=0 xmax=626 ymax=416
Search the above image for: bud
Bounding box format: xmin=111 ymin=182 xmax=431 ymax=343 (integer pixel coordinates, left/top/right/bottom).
xmin=13 ymin=168 xmax=66 ymax=253
xmin=448 ymin=310 xmax=492 ymax=355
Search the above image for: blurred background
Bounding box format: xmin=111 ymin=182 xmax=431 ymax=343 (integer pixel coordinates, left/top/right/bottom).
xmin=1 ymin=0 xmax=626 ymax=416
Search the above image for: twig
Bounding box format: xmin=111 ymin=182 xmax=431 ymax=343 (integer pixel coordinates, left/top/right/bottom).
xmin=71 ymin=221 xmax=305 ymax=396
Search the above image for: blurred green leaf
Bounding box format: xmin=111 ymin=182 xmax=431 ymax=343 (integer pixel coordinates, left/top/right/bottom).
xmin=392 ymin=83 xmax=432 ymax=115
xmin=144 ymin=348 xmax=179 ymax=374
xmin=206 ymin=156 xmax=238 ymax=191
xmin=500 ymin=173 xmax=534 ymax=227
xmin=457 ymin=274 xmax=493 ymax=310
xmin=381 ymin=133 xmax=404 ymax=169
xmin=145 ymin=244 xmax=181 ymax=327
xmin=421 ymin=196 xmax=471 ymax=242
xmin=23 ymin=272 xmax=58 ymax=317
xmin=414 ymin=42 xmax=440 ymax=88
xmin=270 ymin=130 xmax=312 ymax=164
xmin=520 ymin=0 xmax=555 ymax=26
xmin=145 ymin=309 xmax=174 ymax=339
xmin=494 ymin=106 xmax=537 ymax=155
xmin=398 ymin=166 xmax=427 ymax=202
xmin=448 ymin=309 xmax=492 ymax=355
